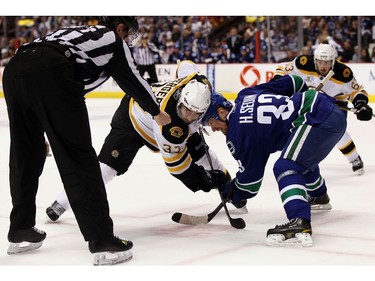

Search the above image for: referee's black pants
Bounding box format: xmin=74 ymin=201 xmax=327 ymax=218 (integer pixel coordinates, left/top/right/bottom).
xmin=3 ymin=46 xmax=114 ymax=241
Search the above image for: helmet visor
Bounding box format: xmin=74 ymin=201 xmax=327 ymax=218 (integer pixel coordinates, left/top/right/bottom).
xmin=126 ymin=27 xmax=139 ymax=47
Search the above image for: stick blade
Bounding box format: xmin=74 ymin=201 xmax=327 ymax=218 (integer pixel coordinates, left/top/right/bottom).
xmin=231 ymin=218 xmax=246 ymax=229
xmin=171 ymin=212 xmax=209 ymax=225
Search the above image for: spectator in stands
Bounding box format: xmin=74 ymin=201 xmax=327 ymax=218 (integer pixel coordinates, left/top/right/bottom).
xmin=371 ymin=46 xmax=375 ymax=63
xmin=212 ymin=44 xmax=230 ymax=64
xmin=237 ymin=45 xmax=254 ymax=63
xmin=338 ymin=39 xmax=355 ymax=62
xmin=198 ymin=45 xmax=214 ymax=63
xmin=226 ymin=26 xmax=243 ymax=62
xmin=360 ymin=17 xmax=373 ymax=49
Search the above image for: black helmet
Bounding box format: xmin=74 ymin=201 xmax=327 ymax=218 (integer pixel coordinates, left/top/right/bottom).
xmin=99 ymin=16 xmax=139 ymax=32
xmin=100 ymin=16 xmax=139 ymax=46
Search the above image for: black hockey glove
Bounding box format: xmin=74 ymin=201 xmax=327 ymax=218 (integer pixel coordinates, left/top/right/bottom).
xmin=353 ymin=100 xmax=373 ymax=121
xmin=198 ymin=166 xmax=226 ymax=192
xmin=269 ymin=74 xmax=282 ymax=82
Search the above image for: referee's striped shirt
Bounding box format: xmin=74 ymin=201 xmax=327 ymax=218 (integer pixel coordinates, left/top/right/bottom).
xmin=24 ymin=24 xmax=160 ymax=116
xmin=132 ymin=42 xmax=159 ymax=66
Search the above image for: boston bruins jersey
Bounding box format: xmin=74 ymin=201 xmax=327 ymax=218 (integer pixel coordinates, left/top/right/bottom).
xmin=128 ymin=72 xmax=219 ymax=191
xmin=274 ymin=55 xmax=368 ymax=103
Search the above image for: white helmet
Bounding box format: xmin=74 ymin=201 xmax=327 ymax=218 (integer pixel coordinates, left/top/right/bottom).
xmin=314 ymin=43 xmax=337 ymax=68
xmin=179 ymin=79 xmax=211 ymax=114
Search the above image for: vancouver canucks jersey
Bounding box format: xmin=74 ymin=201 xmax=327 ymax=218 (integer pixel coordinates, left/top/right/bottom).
xmin=274 ymin=55 xmax=368 ymax=103
xmin=226 ymin=75 xmax=337 ymax=191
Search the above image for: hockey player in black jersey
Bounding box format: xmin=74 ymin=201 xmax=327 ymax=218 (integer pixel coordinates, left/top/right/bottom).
xmin=2 ymin=16 xmax=171 ymax=266
xmin=273 ymin=43 xmax=373 ymax=177
xmin=46 ymin=62 xmax=236 ymax=224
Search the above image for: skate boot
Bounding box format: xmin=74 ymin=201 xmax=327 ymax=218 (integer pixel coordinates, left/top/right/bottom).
xmin=46 ymin=200 xmax=66 ymax=222
xmin=308 ymin=193 xmax=332 ymax=211
xmin=351 ymin=156 xmax=364 ymax=175
xmin=7 ymin=227 xmax=47 ymax=254
xmin=89 ymin=235 xmax=133 ymax=266
xmin=266 ymin=218 xmax=313 ymax=247
xmin=232 ymin=199 xmax=248 ymax=213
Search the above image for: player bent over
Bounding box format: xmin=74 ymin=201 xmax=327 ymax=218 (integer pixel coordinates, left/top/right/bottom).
xmin=46 ymin=70 xmax=244 ymax=223
xmin=201 ymin=75 xmax=348 ymax=246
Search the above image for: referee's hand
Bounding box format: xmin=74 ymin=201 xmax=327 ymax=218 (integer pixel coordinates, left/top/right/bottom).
xmin=154 ymin=110 xmax=171 ymax=126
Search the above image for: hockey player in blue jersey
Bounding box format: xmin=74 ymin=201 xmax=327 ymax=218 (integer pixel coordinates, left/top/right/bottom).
xmin=201 ymin=74 xmax=347 ymax=246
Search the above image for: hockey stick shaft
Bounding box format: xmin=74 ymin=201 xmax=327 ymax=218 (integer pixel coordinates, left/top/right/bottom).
xmin=316 ymin=70 xmax=334 ymax=91
xmin=198 ymin=128 xmax=246 ymax=229
xmin=337 ymin=105 xmax=375 ymax=117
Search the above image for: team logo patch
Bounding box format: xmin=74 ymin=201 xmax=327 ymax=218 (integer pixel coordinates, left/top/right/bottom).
xmin=170 ymin=126 xmax=183 ymax=138
xmin=300 ymin=56 xmax=307 ymax=65
xmin=111 ymin=150 xmax=120 ymax=158
xmin=343 ymin=68 xmax=351 ymax=78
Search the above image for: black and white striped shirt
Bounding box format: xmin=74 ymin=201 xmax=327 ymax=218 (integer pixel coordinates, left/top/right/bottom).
xmin=26 ymin=25 xmax=160 ymax=116
xmin=132 ymin=42 xmax=159 ymax=66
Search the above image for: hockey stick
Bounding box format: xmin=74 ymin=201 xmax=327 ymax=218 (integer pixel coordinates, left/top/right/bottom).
xmin=171 ymin=202 xmax=224 ymax=225
xmin=337 ymin=104 xmax=375 ymax=118
xmin=171 ymin=128 xmax=246 ymax=229
xmin=316 ymin=70 xmax=334 ymax=91
xmin=317 ymin=70 xmax=374 ymax=118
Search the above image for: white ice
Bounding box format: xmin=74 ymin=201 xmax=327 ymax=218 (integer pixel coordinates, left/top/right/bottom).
xmin=0 ymin=98 xmax=374 ymax=280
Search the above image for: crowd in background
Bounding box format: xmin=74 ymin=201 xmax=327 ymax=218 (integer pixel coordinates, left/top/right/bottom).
xmin=1 ymin=16 xmax=375 ymax=68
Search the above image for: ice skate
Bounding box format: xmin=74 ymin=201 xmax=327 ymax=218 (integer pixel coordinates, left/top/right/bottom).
xmin=308 ymin=193 xmax=332 ymax=211
xmin=351 ymin=156 xmax=364 ymax=175
xmin=89 ymin=235 xmax=133 ymax=266
xmin=7 ymin=227 xmax=47 ymax=254
xmin=45 ymin=200 xmax=66 ymax=222
xmin=231 ymin=199 xmax=248 ymax=214
xmin=266 ymin=218 xmax=313 ymax=247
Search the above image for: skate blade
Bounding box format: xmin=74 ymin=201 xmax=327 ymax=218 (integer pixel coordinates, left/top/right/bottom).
xmin=311 ymin=203 xmax=332 ymax=211
xmin=93 ymin=250 xmax=133 ymax=266
xmin=232 ymin=205 xmax=248 ymax=214
xmin=7 ymin=241 xmax=43 ymax=255
xmin=354 ymin=168 xmax=364 ymax=176
xmin=265 ymin=233 xmax=313 ymax=247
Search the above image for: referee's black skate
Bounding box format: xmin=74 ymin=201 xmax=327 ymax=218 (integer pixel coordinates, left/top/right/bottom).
xmin=308 ymin=193 xmax=332 ymax=211
xmin=46 ymin=200 xmax=66 ymax=222
xmin=266 ymin=218 xmax=313 ymax=247
xmin=89 ymin=235 xmax=133 ymax=266
xmin=7 ymin=227 xmax=47 ymax=254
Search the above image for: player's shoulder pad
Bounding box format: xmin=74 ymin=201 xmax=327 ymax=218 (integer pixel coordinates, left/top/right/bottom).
xmin=332 ymin=61 xmax=354 ymax=83
xmin=294 ymin=55 xmax=315 ymax=71
xmin=162 ymin=117 xmax=189 ymax=145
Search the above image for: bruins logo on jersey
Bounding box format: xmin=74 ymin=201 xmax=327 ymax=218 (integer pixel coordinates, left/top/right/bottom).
xmin=170 ymin=126 xmax=183 ymax=138
xmin=343 ymin=68 xmax=351 ymax=78
xmin=299 ymin=56 xmax=308 ymax=65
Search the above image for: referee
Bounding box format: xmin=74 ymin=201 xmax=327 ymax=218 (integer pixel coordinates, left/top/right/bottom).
xmin=132 ymin=33 xmax=159 ymax=83
xmin=2 ymin=16 xmax=170 ymax=265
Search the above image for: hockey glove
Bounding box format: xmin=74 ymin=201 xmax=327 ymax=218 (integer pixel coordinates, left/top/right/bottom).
xmin=269 ymin=74 xmax=282 ymax=82
xmin=353 ymin=100 xmax=373 ymax=121
xmin=198 ymin=166 xmax=226 ymax=192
